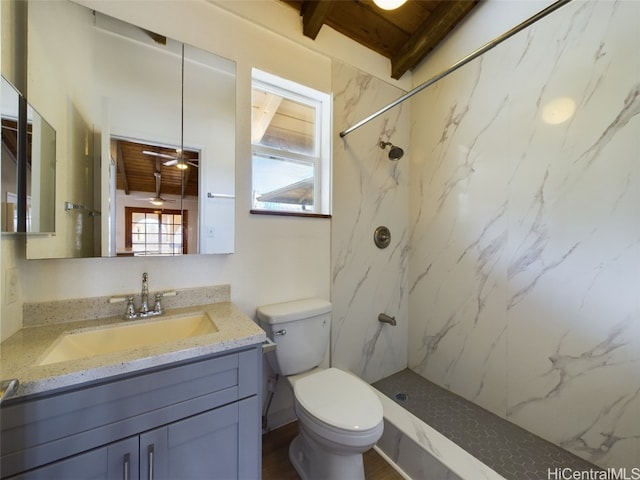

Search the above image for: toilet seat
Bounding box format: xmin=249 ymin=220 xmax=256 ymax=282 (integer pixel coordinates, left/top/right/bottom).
xmin=293 ymin=368 xmax=383 ymax=432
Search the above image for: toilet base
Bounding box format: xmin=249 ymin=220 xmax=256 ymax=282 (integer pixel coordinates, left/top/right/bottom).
xmin=288 ymin=425 xmax=366 ymax=480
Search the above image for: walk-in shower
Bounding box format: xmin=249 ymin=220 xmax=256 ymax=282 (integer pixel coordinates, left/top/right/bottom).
xmin=333 ymin=0 xmax=639 ymax=475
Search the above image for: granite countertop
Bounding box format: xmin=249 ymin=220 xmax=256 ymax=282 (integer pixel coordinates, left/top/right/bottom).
xmin=0 ymin=302 xmax=266 ymax=398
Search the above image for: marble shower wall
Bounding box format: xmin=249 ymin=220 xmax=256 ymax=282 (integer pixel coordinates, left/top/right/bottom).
xmin=331 ymin=61 xmax=409 ymax=383
xmin=408 ymin=0 xmax=640 ymax=470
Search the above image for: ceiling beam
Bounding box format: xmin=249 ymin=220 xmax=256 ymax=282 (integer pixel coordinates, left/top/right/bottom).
xmin=116 ymin=141 xmax=129 ymax=195
xmin=251 ymin=92 xmax=282 ymax=143
xmin=390 ymin=0 xmax=478 ymax=80
xmin=301 ymin=0 xmax=335 ymax=39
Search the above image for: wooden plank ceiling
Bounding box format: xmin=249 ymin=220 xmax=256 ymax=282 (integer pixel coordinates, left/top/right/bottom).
xmin=281 ymin=0 xmax=479 ymax=79
xmin=111 ymin=138 xmax=199 ymax=202
xmin=1 ymin=119 xmax=32 ymax=168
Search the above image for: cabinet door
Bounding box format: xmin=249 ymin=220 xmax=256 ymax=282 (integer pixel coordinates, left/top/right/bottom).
xmin=140 ymin=401 xmax=247 ymax=480
xmin=8 ymin=436 xmax=139 ymax=480
xmin=108 ymin=437 xmax=140 ymax=480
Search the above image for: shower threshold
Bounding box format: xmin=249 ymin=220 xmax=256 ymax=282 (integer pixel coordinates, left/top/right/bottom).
xmin=372 ymin=369 xmax=600 ymax=480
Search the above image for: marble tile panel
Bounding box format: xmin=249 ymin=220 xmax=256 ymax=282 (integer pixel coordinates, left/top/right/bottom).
xmin=408 ymin=50 xmax=511 ymax=416
xmin=408 ymin=0 xmax=640 ymax=469
xmin=331 ymin=61 xmax=409 ymax=383
xmin=504 ymin=0 xmax=640 ymax=468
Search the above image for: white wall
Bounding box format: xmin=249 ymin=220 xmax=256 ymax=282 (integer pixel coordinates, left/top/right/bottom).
xmin=409 ymin=0 xmax=640 ymax=469
xmin=1 ymin=0 xmax=26 ymax=91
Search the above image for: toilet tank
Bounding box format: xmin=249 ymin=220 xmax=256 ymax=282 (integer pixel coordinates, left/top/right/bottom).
xmin=256 ymin=298 xmax=331 ymax=376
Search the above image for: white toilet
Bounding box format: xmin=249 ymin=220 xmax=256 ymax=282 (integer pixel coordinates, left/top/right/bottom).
xmin=257 ymin=298 xmax=384 ymax=480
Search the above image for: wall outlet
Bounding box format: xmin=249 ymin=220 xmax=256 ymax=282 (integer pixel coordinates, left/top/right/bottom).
xmin=5 ymin=268 xmax=18 ymax=305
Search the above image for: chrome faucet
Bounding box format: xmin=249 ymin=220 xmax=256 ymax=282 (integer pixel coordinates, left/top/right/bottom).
xmin=140 ymin=272 xmax=150 ymax=314
xmin=123 ymin=272 xmax=164 ymax=320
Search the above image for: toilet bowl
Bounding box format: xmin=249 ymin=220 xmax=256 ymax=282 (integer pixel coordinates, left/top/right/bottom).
xmin=256 ymin=298 xmax=384 ymax=480
xmin=288 ymin=368 xmax=383 ymax=480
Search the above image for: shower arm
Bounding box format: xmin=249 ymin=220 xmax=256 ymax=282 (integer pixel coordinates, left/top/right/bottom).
xmin=339 ymin=0 xmax=573 ymax=138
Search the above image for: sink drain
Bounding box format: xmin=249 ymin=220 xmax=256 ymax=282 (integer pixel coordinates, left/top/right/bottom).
xmin=395 ymin=392 xmax=408 ymax=402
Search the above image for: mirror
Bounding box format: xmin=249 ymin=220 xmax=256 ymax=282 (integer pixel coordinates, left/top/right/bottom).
xmin=27 ymin=104 xmax=56 ymax=233
xmin=25 ymin=1 xmax=235 ymax=258
xmin=1 ymin=75 xmax=56 ymax=234
xmin=1 ymin=76 xmax=21 ymax=232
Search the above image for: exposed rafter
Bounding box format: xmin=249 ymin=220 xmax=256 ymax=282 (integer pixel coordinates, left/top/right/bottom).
xmin=282 ymin=0 xmax=480 ymax=79
xmin=391 ymin=0 xmax=477 ymax=79
xmin=115 ymin=140 xmax=129 ymax=195
xmin=301 ymin=0 xmax=335 ymax=39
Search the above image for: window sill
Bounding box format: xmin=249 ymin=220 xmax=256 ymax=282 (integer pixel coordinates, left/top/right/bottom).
xmin=250 ymin=209 xmax=331 ymax=219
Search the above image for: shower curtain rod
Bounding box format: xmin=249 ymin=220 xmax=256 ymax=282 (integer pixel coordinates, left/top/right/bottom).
xmin=339 ymin=0 xmax=573 ymax=138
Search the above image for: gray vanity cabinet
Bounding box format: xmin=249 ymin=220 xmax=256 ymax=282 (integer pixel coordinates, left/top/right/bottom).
xmin=1 ymin=345 xmax=262 ymax=480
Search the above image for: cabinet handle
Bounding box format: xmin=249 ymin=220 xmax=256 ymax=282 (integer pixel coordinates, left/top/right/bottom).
xmin=147 ymin=444 xmax=155 ymax=480
xmin=123 ymin=453 xmax=130 ymax=480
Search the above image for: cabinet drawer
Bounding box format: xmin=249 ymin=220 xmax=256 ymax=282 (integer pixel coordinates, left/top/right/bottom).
xmin=1 ymin=346 xmax=260 ymax=477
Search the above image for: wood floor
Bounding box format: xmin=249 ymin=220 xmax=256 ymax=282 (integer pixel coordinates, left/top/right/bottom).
xmin=262 ymin=422 xmax=404 ymax=480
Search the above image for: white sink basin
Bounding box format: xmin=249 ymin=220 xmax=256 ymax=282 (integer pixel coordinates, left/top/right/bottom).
xmin=38 ymin=312 xmax=218 ymax=365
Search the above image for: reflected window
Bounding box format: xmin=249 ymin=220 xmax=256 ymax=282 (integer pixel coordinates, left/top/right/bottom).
xmin=125 ymin=207 xmax=187 ymax=255
xmin=251 ymin=69 xmax=331 ymax=215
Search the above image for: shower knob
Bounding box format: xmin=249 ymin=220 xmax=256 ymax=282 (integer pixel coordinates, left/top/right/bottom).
xmin=374 ymin=226 xmax=391 ymax=249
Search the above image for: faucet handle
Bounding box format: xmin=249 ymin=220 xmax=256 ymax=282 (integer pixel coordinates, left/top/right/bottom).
xmin=124 ymin=296 xmax=136 ymax=319
xmin=153 ymin=293 xmax=164 ymax=314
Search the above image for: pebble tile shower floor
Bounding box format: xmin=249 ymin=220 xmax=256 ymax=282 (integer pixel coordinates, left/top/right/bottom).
xmin=373 ymin=369 xmax=600 ymax=480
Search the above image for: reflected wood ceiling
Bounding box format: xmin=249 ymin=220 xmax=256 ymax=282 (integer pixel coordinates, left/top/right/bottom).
xmin=1 ymin=119 xmax=32 ymax=168
xmin=281 ymin=0 xmax=479 ymax=79
xmin=112 ymin=138 xmax=199 ymax=200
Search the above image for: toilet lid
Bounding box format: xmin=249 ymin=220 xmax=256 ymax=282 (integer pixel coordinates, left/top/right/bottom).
xmin=294 ymin=368 xmax=383 ymax=432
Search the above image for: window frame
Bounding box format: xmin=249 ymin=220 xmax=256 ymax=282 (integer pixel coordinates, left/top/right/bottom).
xmin=250 ymin=69 xmax=331 ymax=217
xmin=125 ymin=207 xmax=188 ymax=256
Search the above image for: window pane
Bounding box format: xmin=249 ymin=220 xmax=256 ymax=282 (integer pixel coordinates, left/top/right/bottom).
xmin=252 ymin=153 xmax=314 ymax=212
xmin=129 ymin=210 xmax=183 ymax=256
xmin=252 ymin=87 xmax=316 ymax=155
xmin=132 ymin=212 xmax=145 ymax=222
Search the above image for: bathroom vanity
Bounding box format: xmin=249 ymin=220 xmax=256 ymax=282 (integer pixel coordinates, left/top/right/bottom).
xmin=0 ymin=290 xmax=265 ymax=479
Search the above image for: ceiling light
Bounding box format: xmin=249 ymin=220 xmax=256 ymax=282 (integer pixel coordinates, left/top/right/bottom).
xmin=150 ymin=198 xmax=164 ymax=206
xmin=373 ymin=0 xmax=407 ymax=10
xmin=176 ymin=154 xmax=188 ymax=170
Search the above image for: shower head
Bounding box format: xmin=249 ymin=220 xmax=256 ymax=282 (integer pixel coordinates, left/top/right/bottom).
xmin=379 ymin=141 xmax=404 ymax=161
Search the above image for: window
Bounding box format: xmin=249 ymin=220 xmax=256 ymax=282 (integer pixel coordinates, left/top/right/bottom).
xmin=125 ymin=207 xmax=188 ymax=255
xmin=251 ymin=69 xmax=331 ymax=216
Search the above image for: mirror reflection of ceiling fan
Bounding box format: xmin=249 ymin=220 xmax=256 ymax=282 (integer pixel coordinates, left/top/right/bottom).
xmin=134 ymin=171 xmax=177 ymax=206
xmin=142 ymin=150 xmax=198 ymax=169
